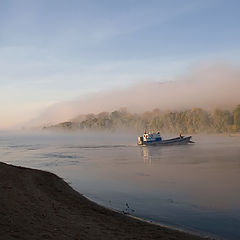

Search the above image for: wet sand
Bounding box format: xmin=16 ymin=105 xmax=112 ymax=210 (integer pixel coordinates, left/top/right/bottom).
xmin=0 ymin=162 xmax=211 ymax=240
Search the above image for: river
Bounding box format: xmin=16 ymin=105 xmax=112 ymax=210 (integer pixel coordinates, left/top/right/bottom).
xmin=0 ymin=131 xmax=240 ymax=240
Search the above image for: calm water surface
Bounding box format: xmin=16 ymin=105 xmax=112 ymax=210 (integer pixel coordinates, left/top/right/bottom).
xmin=0 ymin=131 xmax=240 ymax=240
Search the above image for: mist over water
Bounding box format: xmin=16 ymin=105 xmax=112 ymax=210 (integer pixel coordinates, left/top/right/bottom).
xmin=30 ymin=63 xmax=240 ymax=127
xmin=1 ymin=131 xmax=240 ymax=239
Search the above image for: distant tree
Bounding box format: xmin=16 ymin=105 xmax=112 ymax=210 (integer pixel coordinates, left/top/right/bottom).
xmin=46 ymin=105 xmax=240 ymax=133
xmin=86 ymin=114 xmax=96 ymax=120
xmin=233 ymin=105 xmax=240 ymax=131
xmin=110 ymin=111 xmax=121 ymax=119
xmin=149 ymin=116 xmax=163 ymax=132
xmin=175 ymin=111 xmax=187 ymax=133
xmin=160 ymin=111 xmax=176 ymax=133
xmin=58 ymin=121 xmax=72 ymax=129
xmin=184 ymin=108 xmax=210 ymax=133
xmin=211 ymin=109 xmax=233 ymax=133
xmin=97 ymin=112 xmax=109 ymax=119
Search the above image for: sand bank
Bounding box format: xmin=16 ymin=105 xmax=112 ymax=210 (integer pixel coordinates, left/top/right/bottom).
xmin=0 ymin=162 xmax=211 ymax=240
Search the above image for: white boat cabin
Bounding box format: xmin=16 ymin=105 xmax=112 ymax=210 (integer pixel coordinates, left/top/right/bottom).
xmin=143 ymin=132 xmax=162 ymax=142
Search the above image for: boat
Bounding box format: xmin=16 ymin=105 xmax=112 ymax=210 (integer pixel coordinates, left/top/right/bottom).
xmin=137 ymin=132 xmax=193 ymax=146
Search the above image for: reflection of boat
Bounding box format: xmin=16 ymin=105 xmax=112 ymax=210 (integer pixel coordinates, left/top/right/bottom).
xmin=137 ymin=132 xmax=193 ymax=146
xmin=142 ymin=146 xmax=152 ymax=164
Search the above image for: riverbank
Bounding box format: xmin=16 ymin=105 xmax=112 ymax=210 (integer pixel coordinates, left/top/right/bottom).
xmin=0 ymin=161 xmax=210 ymax=240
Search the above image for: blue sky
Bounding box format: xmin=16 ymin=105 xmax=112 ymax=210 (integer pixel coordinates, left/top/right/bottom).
xmin=0 ymin=0 xmax=240 ymax=128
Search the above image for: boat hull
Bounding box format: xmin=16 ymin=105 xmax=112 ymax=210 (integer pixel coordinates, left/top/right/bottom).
xmin=138 ymin=136 xmax=192 ymax=146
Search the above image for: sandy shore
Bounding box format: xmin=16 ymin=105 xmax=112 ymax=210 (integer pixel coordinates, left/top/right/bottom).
xmin=0 ymin=162 xmax=211 ymax=240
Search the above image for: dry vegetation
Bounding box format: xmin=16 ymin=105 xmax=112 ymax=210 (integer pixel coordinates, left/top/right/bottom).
xmin=47 ymin=105 xmax=240 ymax=134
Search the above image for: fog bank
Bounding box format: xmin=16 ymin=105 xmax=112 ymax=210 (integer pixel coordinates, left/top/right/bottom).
xmin=30 ymin=62 xmax=240 ymax=127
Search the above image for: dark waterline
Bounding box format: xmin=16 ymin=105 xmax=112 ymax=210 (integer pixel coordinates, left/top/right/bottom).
xmin=0 ymin=131 xmax=240 ymax=240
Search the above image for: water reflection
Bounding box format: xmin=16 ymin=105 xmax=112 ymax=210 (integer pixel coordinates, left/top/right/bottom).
xmin=142 ymin=146 xmax=152 ymax=165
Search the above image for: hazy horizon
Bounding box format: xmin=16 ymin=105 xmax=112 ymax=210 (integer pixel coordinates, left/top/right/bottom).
xmin=0 ymin=0 xmax=240 ymax=129
xmin=26 ymin=62 xmax=240 ymax=128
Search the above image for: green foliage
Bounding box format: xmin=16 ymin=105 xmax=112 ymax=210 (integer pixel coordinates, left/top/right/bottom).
xmin=47 ymin=105 xmax=240 ymax=134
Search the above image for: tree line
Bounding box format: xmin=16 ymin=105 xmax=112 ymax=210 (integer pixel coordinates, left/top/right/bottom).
xmin=47 ymin=105 xmax=240 ymax=134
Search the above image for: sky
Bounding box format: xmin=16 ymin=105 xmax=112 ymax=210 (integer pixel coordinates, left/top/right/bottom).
xmin=0 ymin=0 xmax=240 ymax=129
